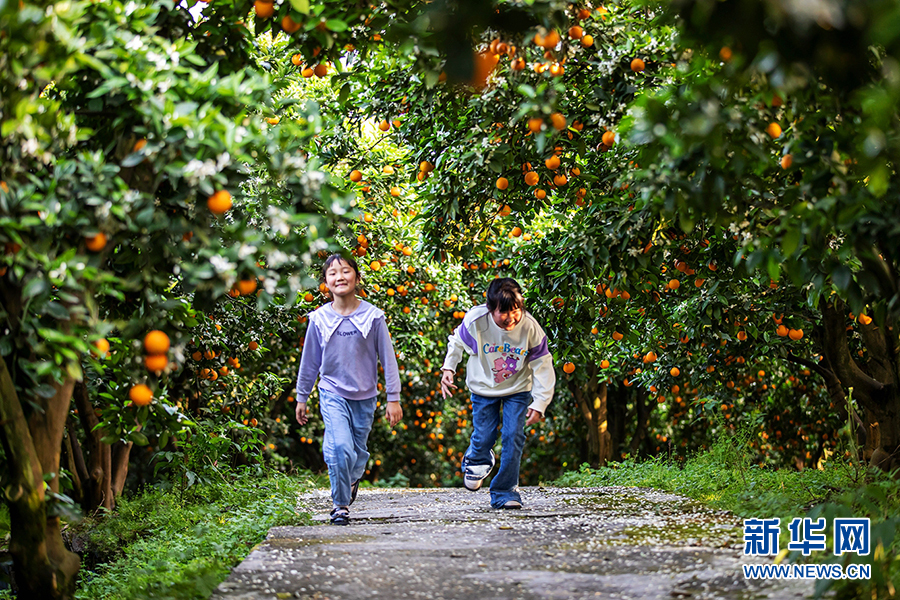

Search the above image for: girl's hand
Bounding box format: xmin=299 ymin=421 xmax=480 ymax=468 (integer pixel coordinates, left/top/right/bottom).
xmin=525 ymin=408 xmax=543 ymax=427
xmin=295 ymin=401 xmax=309 ymax=425
xmin=440 ymin=369 xmax=457 ymax=399
xmin=385 ymin=401 xmax=403 ymax=427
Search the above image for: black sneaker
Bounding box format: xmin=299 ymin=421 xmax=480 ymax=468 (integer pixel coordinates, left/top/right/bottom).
xmin=330 ymin=507 xmax=349 ymax=526
xmin=349 ymin=480 xmax=360 ymax=506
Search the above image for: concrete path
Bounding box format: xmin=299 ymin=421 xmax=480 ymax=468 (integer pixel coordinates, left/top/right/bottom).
xmin=211 ymin=486 xmax=812 ymax=600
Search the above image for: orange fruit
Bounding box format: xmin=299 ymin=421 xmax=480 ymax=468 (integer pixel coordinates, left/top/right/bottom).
xmin=612 ymin=331 xmax=623 ymax=341
xmin=282 ymin=15 xmax=301 ymax=33
xmin=667 ymin=279 xmax=680 ymax=290
xmin=630 ymin=58 xmax=645 ymax=72
xmin=370 ymin=260 xmax=382 ymax=271
xmin=144 ymin=330 xmax=170 ymax=355
xmin=248 ymin=341 xmax=259 ymax=351
xmin=192 ymin=350 xmax=202 ymax=361
xmin=534 ymin=189 xmax=546 ymax=199
xmin=766 ymin=122 xmax=782 ymax=139
xmin=207 ymin=190 xmax=232 ymax=214
xmin=378 ymin=120 xmax=391 ymax=131
xmin=144 ymin=354 xmax=168 ymax=372
xmin=85 ymin=233 xmax=108 ymax=252
xmin=737 ymin=331 xmax=747 ymax=341
xmin=775 ymin=324 xmax=788 ymax=337
xmin=544 ymin=155 xmax=560 ymax=170
xmin=780 ymin=154 xmax=793 ymax=169
xmin=314 ymin=63 xmax=329 ymax=77
xmin=550 ymin=113 xmax=566 ymax=130
xmin=390 ymin=186 xmax=401 ymax=197
xmin=568 ymin=25 xmax=583 ymax=39
xmin=694 ymin=278 xmax=705 ymax=287
xmin=129 ymin=384 xmax=153 ymax=406
xmin=601 ymin=131 xmax=616 ymax=147
xmin=553 ymin=173 xmax=568 ymax=186
xmin=524 ymin=171 xmax=539 ymax=186
xmin=600 ymin=359 xmax=610 ymax=369
xmin=303 ymin=292 xmax=314 ymax=302
xmin=719 ymin=46 xmax=733 ymax=61
xmin=291 ymin=53 xmax=303 ymax=66
xmin=496 ymin=177 xmax=509 ymax=190
xmin=581 ymin=34 xmax=594 ymax=47
xmin=92 ymin=338 xmax=110 ymax=358
xmin=266 ymin=116 xmax=280 ymax=125
xmin=301 ymin=67 xmax=314 ymax=77
xmin=562 ymin=362 xmax=575 ymax=374
xmin=788 ymin=328 xmax=804 ymax=340
xmin=349 ymin=169 xmax=363 ymax=182
xmin=527 ymin=117 xmax=543 ymax=133
xmin=254 ymin=0 xmax=274 ymax=18
xmin=237 ymin=279 xmax=257 ymax=295
xmin=858 ymin=313 xmax=872 ymax=325
xmin=670 ymin=367 xmax=680 ymax=377
xmin=510 ymin=226 xmax=523 ymax=237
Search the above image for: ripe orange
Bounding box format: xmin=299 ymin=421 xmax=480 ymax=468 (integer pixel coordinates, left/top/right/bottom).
xmin=612 ymin=331 xmax=623 ymax=341
xmin=719 ymin=46 xmax=733 ymax=61
xmin=314 ymin=63 xmax=329 ymax=77
xmin=562 ymin=362 xmax=575 ymax=374
xmin=254 ymin=0 xmax=274 ymax=19
xmin=527 ymin=117 xmax=543 ymax=133
xmin=694 ymin=278 xmax=705 ymax=287
xmin=192 ymin=350 xmax=202 ymax=361
xmin=553 ymin=173 xmax=568 ymax=186
xmin=129 ymin=384 xmax=153 ymax=406
xmin=534 ymin=189 xmax=546 ymax=199
xmin=301 ymin=67 xmax=314 ymax=77
xmin=144 ymin=330 xmax=170 ymax=355
xmin=600 ymin=359 xmax=610 ymax=369
xmin=236 ymin=279 xmax=257 ymax=295
xmin=370 ymin=260 xmax=382 ymax=271
xmin=601 ymin=130 xmax=615 ymax=146
xmin=207 ymin=190 xmax=232 ymax=215
xmin=550 ymin=113 xmax=566 ymax=130
xmin=545 ymin=155 xmax=560 ymax=170
xmin=145 ymin=354 xmax=168 ymax=372
xmin=630 ymin=58 xmax=645 ymax=72
xmin=788 ymin=328 xmax=804 ymax=340
xmin=780 ymin=154 xmax=793 ymax=169
xmin=568 ymin=25 xmax=583 ymax=40
xmin=858 ymin=313 xmax=872 ymax=325
xmin=496 ymin=177 xmax=509 ymax=190
xmin=581 ymin=34 xmax=594 ymax=47
xmin=667 ymin=279 xmax=680 ymax=290
xmin=282 ymin=15 xmax=301 ymax=33
xmin=390 ymin=186 xmax=401 ymax=197
xmin=510 ymin=226 xmax=523 ymax=237
xmin=303 ymin=292 xmax=314 ymax=302
xmin=349 ymin=169 xmax=363 ymax=182
xmin=378 ymin=120 xmax=391 ymax=131
xmin=766 ymin=122 xmax=782 ymax=139
xmin=92 ymin=338 xmax=110 ymax=358
xmin=86 ymin=233 xmax=108 ymax=252
xmin=291 ymin=53 xmax=303 ymax=66
xmin=524 ymin=171 xmax=539 ymax=186
xmin=670 ymin=367 xmax=680 ymax=377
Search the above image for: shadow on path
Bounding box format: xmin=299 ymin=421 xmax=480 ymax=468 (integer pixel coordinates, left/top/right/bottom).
xmin=211 ymin=486 xmax=812 ymax=600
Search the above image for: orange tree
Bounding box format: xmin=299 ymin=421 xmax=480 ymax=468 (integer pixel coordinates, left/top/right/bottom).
xmin=308 ymin=0 xmax=900 ymax=478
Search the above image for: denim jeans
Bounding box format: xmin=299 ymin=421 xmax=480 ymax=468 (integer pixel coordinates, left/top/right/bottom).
xmin=318 ymin=389 xmax=377 ymax=508
xmin=462 ymin=391 xmax=531 ymax=508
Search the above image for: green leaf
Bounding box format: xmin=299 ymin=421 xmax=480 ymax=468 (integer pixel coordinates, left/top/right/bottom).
xmin=130 ymin=431 xmax=149 ymax=446
xmin=289 ymin=0 xmax=310 ymax=14
xmin=781 ymin=227 xmax=801 ymax=257
xmin=324 ymin=19 xmax=347 ymax=32
xmin=23 ymin=276 xmax=49 ymax=300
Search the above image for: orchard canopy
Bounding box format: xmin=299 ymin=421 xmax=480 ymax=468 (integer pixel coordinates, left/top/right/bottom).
xmin=3 ymin=0 xmax=900 ymax=597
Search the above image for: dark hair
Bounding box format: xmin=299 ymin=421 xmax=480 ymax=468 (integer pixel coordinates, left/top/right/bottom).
xmin=486 ymin=278 xmax=525 ymax=312
xmin=321 ymin=253 xmax=360 ymax=283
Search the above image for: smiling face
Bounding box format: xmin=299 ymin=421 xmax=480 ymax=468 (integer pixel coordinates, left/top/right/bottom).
xmin=490 ymin=306 xmax=523 ymax=331
xmin=324 ymin=258 xmax=358 ymax=297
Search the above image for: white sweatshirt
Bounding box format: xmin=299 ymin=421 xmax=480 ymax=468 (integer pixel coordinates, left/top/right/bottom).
xmin=441 ymin=305 xmax=555 ymax=414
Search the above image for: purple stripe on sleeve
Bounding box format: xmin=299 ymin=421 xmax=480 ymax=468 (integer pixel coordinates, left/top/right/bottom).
xmin=458 ymin=322 xmax=478 ymax=354
xmin=526 ymin=336 xmax=550 ymax=362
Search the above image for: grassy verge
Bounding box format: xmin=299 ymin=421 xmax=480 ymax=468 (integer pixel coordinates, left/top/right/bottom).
xmin=69 ymin=469 xmax=313 ymax=600
xmin=554 ymin=438 xmax=899 ymax=599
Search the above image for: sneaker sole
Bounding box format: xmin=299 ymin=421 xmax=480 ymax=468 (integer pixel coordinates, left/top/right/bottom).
xmin=462 ymin=450 xmax=495 ymax=491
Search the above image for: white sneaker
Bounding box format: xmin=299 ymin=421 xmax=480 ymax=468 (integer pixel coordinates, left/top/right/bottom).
xmin=499 ymin=500 xmax=522 ymax=509
xmin=463 ymin=450 xmax=496 ymax=491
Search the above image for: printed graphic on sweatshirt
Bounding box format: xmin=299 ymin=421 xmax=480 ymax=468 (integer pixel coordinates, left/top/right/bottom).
xmin=486 ymin=345 xmax=525 ymax=383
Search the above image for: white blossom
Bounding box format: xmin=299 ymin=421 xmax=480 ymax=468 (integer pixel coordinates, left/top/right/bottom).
xmin=209 ymin=255 xmax=235 ymax=273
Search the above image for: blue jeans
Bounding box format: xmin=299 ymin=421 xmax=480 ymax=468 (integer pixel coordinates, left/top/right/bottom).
xmin=318 ymin=389 xmax=376 ymax=508
xmin=462 ymin=391 xmax=531 ymax=508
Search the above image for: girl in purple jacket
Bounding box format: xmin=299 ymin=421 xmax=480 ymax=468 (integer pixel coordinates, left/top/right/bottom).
xmin=295 ymin=254 xmax=403 ymax=525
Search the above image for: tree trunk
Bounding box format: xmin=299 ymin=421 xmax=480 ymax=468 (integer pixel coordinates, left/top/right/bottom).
xmin=628 ymin=388 xmax=651 ymax=455
xmin=820 ymin=301 xmax=900 ymax=471
xmin=73 ymin=381 xmax=113 ymax=511
xmin=568 ymin=364 xmax=613 ymax=467
xmin=0 ymin=356 xmax=80 ymax=600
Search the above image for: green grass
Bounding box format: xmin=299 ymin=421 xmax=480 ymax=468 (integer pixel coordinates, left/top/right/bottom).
xmin=554 ymin=436 xmax=900 ymax=599
xmin=70 ymin=468 xmax=314 ymax=600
